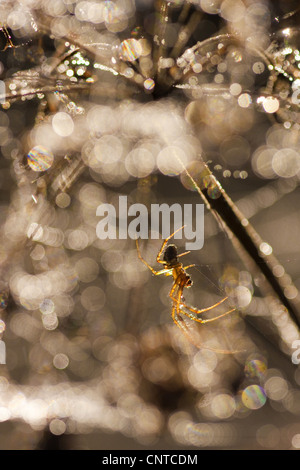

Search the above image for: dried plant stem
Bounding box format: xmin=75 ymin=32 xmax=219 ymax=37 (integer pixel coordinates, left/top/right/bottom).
xmin=181 ymin=161 xmax=300 ymax=331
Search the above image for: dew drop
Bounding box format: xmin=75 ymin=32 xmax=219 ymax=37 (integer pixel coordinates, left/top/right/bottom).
xmin=27 ymin=146 xmax=54 ymax=172
xmin=144 ymin=78 xmax=155 ymax=91
xmin=242 ymin=385 xmax=266 ymax=410
xmin=119 ymin=38 xmax=142 ymax=62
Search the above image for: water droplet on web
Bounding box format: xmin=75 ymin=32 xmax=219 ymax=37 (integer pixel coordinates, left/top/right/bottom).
xmin=52 ymin=112 xmax=74 ymax=137
xmin=119 ymin=38 xmax=142 ymax=62
xmin=242 ymin=384 xmax=266 ymax=410
xmin=27 ymin=146 xmax=54 ymax=172
xmin=262 ymin=97 xmax=280 ymax=114
xmin=203 ymin=175 xmax=222 ymax=199
xmin=144 ymin=78 xmax=155 ymax=91
xmin=238 ymin=93 xmax=252 ymax=108
xmin=245 ymin=359 xmax=267 ymax=381
xmin=39 ymin=299 xmax=55 ymax=315
xmin=253 ymin=61 xmax=265 ymax=74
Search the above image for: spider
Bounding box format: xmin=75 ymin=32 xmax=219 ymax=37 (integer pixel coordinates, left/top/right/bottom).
xmin=136 ymin=226 xmax=237 ymax=353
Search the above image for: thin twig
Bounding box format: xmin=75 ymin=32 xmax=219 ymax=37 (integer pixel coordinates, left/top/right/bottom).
xmin=179 ymin=160 xmax=300 ymax=331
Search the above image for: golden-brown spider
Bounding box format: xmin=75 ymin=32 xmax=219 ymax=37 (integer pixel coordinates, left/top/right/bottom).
xmin=136 ymin=226 xmax=236 ymax=353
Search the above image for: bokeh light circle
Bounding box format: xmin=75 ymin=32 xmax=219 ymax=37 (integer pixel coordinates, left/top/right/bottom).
xmin=242 ymin=385 xmax=266 ymax=410
xmin=27 ymin=146 xmax=54 ymax=172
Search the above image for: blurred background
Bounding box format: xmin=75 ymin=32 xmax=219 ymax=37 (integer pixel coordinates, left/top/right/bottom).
xmin=1 ymin=0 xmax=300 ymax=450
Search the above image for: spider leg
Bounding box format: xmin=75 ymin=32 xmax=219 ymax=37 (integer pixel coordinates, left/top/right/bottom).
xmin=182 ymin=297 xmax=232 ymax=315
xmin=177 ymin=251 xmax=191 ymax=258
xmin=170 ymin=292 xmax=229 ymax=315
xmin=169 ymin=279 xmax=181 ymax=306
xmin=169 ymin=284 xmax=235 ymax=323
xmin=182 ymin=264 xmax=195 ymax=270
xmin=136 ymin=239 xmax=172 ymax=276
xmin=170 ymin=284 xmax=193 ymax=338
xmin=170 ymin=285 xmax=239 ymax=354
xmin=179 ymin=306 xmax=236 ymax=324
xmin=171 ymin=301 xmax=196 ymax=345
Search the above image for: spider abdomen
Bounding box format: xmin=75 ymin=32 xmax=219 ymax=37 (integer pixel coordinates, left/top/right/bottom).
xmin=172 ymin=268 xmax=193 ymax=288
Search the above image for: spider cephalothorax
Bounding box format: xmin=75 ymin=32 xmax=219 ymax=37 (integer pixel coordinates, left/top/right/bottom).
xmin=163 ymin=244 xmax=178 ymax=266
